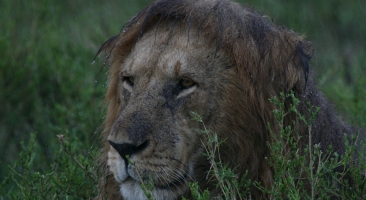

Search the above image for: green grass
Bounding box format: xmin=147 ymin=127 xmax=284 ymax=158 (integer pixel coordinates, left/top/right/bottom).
xmin=0 ymin=0 xmax=365 ymax=199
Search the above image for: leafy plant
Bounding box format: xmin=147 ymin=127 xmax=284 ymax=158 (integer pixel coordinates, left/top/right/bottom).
xmin=190 ymin=112 xmax=252 ymax=200
xmin=188 ymin=92 xmax=365 ymax=199
xmin=0 ymin=133 xmax=100 ymax=200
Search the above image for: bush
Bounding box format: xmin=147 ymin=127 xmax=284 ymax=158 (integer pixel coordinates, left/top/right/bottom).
xmin=189 ymin=92 xmax=366 ymax=199
xmin=0 ymin=133 xmax=100 ymax=199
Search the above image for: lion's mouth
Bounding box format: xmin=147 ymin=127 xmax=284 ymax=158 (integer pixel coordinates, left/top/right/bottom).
xmin=119 ymin=170 xmax=190 ymax=200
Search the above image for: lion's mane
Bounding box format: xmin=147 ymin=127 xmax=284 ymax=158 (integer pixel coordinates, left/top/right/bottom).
xmin=96 ymin=0 xmax=360 ymax=199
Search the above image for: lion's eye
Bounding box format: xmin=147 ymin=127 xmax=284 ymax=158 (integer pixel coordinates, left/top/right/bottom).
xmin=121 ymin=75 xmax=134 ymax=92
xmin=178 ymin=78 xmax=195 ymax=90
xmin=123 ymin=76 xmax=134 ymax=87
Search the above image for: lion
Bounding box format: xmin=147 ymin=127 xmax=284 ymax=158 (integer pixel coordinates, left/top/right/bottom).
xmin=95 ymin=0 xmax=362 ymax=199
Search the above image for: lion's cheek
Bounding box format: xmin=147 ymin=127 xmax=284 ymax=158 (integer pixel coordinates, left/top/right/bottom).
xmin=108 ymin=149 xmax=128 ymax=183
xmin=176 ymin=126 xmax=204 ymax=167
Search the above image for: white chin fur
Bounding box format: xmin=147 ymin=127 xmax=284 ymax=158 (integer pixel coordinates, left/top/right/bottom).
xmin=120 ymin=179 xmax=179 ymax=200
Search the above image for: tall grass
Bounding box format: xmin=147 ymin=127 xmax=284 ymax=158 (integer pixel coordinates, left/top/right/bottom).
xmin=0 ymin=0 xmax=365 ymax=199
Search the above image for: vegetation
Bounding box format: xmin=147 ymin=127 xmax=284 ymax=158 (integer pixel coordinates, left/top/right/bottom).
xmin=0 ymin=0 xmax=364 ymax=199
xmin=189 ymin=93 xmax=366 ymax=199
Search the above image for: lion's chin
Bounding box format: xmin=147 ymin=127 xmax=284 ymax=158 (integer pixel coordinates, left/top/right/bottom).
xmin=120 ymin=178 xmax=186 ymax=200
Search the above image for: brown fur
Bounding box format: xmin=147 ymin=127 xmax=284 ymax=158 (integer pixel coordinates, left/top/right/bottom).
xmin=95 ymin=0 xmax=361 ymax=199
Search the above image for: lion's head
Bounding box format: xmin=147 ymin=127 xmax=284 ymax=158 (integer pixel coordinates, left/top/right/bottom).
xmin=96 ymin=0 xmax=356 ymax=199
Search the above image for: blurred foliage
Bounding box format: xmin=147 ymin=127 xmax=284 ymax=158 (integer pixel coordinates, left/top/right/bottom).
xmin=0 ymin=0 xmax=365 ymax=198
xmin=0 ymin=0 xmax=150 ymax=197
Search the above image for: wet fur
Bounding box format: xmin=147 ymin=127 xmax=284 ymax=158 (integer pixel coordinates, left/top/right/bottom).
xmin=96 ymin=0 xmax=362 ymax=199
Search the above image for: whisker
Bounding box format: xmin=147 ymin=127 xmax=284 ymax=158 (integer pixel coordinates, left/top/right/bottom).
xmin=170 ymin=158 xmax=196 ymax=182
xmin=163 ymin=168 xmax=185 ymax=192
xmin=158 ymin=166 xmax=175 ymax=192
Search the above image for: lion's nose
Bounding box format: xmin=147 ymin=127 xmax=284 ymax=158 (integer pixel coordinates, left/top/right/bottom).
xmin=108 ymin=140 xmax=149 ymax=162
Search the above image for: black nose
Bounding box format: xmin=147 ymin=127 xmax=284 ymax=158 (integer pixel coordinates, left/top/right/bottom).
xmin=108 ymin=140 xmax=149 ymax=162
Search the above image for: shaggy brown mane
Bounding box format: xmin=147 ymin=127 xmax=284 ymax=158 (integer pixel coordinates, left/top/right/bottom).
xmin=96 ymin=0 xmax=362 ymax=199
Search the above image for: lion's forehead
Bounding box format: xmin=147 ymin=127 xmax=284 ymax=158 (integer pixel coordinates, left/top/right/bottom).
xmin=131 ymin=46 xmax=191 ymax=76
xmin=124 ymin=26 xmax=217 ymax=78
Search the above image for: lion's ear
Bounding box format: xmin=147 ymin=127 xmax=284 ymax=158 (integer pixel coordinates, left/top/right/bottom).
xmin=300 ymin=40 xmax=314 ymax=60
xmin=94 ymin=35 xmax=119 ymax=61
xmin=294 ymin=39 xmax=314 ymax=84
xmin=285 ymin=39 xmax=314 ymax=91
